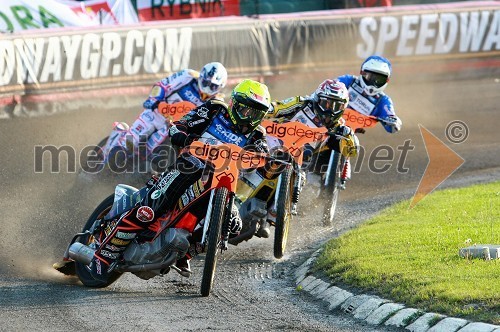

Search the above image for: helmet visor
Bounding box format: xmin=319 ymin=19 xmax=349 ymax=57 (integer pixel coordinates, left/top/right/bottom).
xmin=318 ymin=96 xmax=346 ymax=115
xmin=361 ymin=71 xmax=388 ymax=88
xmin=200 ymin=78 xmax=221 ymax=93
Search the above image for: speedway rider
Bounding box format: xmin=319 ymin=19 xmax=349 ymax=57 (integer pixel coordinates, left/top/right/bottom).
xmin=263 ymin=79 xmax=358 ymax=229
xmin=90 ymin=79 xmax=273 ymax=282
xmin=123 ymin=62 xmax=228 ymax=155
xmin=335 ymin=55 xmax=402 ymax=186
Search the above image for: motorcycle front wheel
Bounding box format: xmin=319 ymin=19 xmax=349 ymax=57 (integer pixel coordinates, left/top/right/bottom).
xmin=200 ymin=187 xmax=227 ymax=297
xmin=75 ymin=194 xmax=123 ymax=287
xmin=273 ymin=166 xmax=293 ymax=259
xmin=321 ymin=151 xmax=344 ymax=226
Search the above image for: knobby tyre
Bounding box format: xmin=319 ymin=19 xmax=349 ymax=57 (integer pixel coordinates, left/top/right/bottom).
xmin=321 ymin=151 xmax=343 ymax=226
xmin=273 ymin=166 xmax=293 ymax=259
xmin=200 ymin=187 xmax=228 ymax=297
xmin=75 ymin=194 xmax=123 ymax=287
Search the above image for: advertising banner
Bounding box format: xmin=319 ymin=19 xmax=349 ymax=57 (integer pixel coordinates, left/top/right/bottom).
xmin=0 ymin=0 xmax=138 ymax=33
xmin=0 ymin=0 xmax=95 ymax=33
xmin=0 ymin=2 xmax=498 ymax=100
xmin=135 ymin=0 xmax=240 ymax=21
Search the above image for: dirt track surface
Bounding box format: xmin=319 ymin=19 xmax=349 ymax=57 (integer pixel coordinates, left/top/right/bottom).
xmin=0 ymin=70 xmax=499 ymax=331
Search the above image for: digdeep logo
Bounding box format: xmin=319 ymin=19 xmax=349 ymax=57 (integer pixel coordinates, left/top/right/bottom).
xmin=343 ymin=110 xmax=377 ymax=128
xmin=159 ymin=102 xmax=193 ymax=118
xmin=193 ymin=143 xmax=262 ymax=168
xmin=265 ymin=122 xmax=324 ymax=141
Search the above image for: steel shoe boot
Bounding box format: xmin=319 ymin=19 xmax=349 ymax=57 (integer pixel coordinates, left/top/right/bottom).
xmin=255 ymin=220 xmax=271 ymax=238
xmin=174 ymin=255 xmax=192 ymax=278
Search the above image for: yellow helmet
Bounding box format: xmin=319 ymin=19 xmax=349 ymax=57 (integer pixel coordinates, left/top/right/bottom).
xmin=228 ymin=79 xmax=271 ymax=134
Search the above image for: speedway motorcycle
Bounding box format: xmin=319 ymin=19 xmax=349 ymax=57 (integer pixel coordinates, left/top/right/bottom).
xmin=54 ymin=140 xmax=270 ymax=297
xmin=89 ymin=101 xmax=195 ymax=174
xmin=229 ymin=119 xmax=328 ymax=259
xmin=314 ymin=107 xmax=390 ymax=226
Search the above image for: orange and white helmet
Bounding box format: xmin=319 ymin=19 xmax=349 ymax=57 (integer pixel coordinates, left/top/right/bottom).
xmin=313 ymin=79 xmax=349 ymax=128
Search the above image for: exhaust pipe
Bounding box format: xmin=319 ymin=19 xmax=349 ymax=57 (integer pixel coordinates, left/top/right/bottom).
xmin=68 ymin=242 xmax=178 ymax=273
xmin=68 ymin=242 xmax=95 ymax=265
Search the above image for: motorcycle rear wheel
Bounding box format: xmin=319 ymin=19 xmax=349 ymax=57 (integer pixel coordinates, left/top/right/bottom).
xmin=200 ymin=187 xmax=227 ymax=297
xmin=321 ymin=151 xmax=344 ymax=226
xmin=75 ymin=194 xmax=123 ymax=287
xmin=273 ymin=166 xmax=293 ymax=259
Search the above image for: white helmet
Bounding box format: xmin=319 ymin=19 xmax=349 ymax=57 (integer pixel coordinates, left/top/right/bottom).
xmin=359 ymin=55 xmax=391 ymax=96
xmin=198 ymin=62 xmax=228 ymax=100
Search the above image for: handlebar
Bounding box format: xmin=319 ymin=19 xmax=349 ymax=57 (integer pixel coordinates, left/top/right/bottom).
xmin=265 ymin=157 xmax=292 ymax=166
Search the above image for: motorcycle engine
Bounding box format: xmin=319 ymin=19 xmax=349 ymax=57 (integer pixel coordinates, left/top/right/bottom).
xmin=123 ymin=228 xmax=190 ymax=266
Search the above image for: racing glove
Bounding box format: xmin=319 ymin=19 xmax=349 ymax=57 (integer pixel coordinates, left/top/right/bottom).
xmin=335 ymin=125 xmax=352 ymax=137
xmin=253 ymin=139 xmax=269 ymax=154
xmin=382 ymin=116 xmax=402 ymax=133
xmin=170 ymin=128 xmax=189 ymax=147
xmin=229 ymin=204 xmax=243 ymax=235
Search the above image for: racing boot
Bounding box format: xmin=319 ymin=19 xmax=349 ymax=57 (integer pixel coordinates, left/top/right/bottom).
xmin=173 ymin=238 xmax=208 ymax=278
xmin=174 ymin=254 xmax=192 ymax=278
xmin=90 ymin=206 xmax=154 ymax=282
xmin=256 ymin=204 xmax=275 ymax=238
xmin=256 ymin=219 xmax=271 ymax=238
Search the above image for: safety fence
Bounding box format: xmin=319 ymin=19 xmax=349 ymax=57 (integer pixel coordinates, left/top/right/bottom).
xmin=0 ymin=1 xmax=498 ymax=113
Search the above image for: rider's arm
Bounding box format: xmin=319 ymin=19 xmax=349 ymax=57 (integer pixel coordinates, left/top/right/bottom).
xmin=372 ymin=95 xmax=402 ymax=133
xmin=336 ymin=74 xmax=356 ymax=88
xmin=143 ymin=69 xmax=198 ymax=110
xmin=326 ymin=125 xmax=360 ymax=157
xmin=169 ymin=99 xmax=226 ymax=147
xmin=248 ymin=125 xmax=269 ymax=153
xmin=265 ymin=96 xmax=304 ymax=120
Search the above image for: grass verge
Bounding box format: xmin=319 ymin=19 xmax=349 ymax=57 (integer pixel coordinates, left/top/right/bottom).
xmin=315 ymin=181 xmax=500 ymax=324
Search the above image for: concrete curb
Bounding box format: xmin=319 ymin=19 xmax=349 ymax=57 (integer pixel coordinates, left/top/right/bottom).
xmin=295 ymin=249 xmax=500 ymax=332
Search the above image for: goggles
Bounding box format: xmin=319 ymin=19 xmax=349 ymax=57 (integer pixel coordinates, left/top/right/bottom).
xmin=361 ymin=71 xmax=389 ymax=88
xmin=317 ymin=96 xmax=346 ymax=115
xmin=200 ymin=78 xmax=221 ymax=93
xmin=233 ymin=103 xmax=265 ymax=125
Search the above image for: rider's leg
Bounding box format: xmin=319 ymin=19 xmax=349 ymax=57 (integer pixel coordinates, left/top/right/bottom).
xmin=146 ymin=110 xmax=171 ymax=156
xmin=176 ymin=199 xmax=243 ymax=277
xmin=127 ymin=109 xmax=157 ymax=152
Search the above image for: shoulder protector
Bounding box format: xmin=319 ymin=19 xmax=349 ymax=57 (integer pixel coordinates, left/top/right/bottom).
xmin=269 ymin=96 xmax=306 ymax=118
xmin=207 ymin=98 xmax=228 ymax=108
xmin=186 ymin=69 xmax=200 ymax=79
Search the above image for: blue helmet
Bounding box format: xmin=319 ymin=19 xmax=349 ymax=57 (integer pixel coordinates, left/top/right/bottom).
xmin=359 ymin=55 xmax=392 ymax=96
